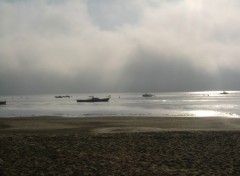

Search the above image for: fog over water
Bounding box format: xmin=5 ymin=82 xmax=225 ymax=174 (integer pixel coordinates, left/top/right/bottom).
xmin=0 ymin=0 xmax=240 ymax=94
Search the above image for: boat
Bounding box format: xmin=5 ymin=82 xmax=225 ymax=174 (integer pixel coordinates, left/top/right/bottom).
xmin=55 ymin=95 xmax=71 ymax=98
xmin=55 ymin=96 xmax=62 ymax=98
xmin=0 ymin=100 xmax=6 ymax=105
xmin=142 ymin=93 xmax=154 ymax=97
xmin=76 ymin=96 xmax=110 ymax=103
xmin=220 ymin=91 xmax=228 ymax=95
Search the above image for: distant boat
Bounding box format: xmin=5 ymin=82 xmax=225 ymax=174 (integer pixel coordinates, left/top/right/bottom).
xmin=55 ymin=95 xmax=70 ymax=98
xmin=220 ymin=91 xmax=228 ymax=95
xmin=0 ymin=100 xmax=6 ymax=105
xmin=77 ymin=96 xmax=110 ymax=103
xmin=142 ymin=93 xmax=154 ymax=97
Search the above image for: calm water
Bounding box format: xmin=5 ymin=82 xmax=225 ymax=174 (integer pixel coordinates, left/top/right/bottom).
xmin=0 ymin=91 xmax=240 ymax=118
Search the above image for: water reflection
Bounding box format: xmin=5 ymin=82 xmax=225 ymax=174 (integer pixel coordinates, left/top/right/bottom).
xmin=190 ymin=110 xmax=239 ymax=118
xmin=190 ymin=110 xmax=220 ymax=117
xmin=1 ymin=91 xmax=240 ymax=117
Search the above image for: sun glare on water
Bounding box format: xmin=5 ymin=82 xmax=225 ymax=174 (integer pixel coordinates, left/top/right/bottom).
xmin=190 ymin=110 xmax=223 ymax=117
xmin=191 ymin=110 xmax=239 ymax=118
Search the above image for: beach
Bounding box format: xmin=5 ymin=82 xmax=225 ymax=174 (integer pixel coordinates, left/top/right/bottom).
xmin=1 ymin=116 xmax=240 ymax=175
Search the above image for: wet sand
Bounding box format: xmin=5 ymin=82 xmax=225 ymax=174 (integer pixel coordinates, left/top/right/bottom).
xmin=1 ymin=116 xmax=240 ymax=133
xmin=1 ymin=116 xmax=240 ymax=175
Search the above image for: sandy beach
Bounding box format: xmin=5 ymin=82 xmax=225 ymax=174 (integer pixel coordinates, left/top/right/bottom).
xmin=1 ymin=116 xmax=240 ymax=175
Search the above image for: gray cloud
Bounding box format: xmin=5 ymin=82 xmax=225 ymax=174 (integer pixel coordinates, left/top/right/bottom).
xmin=87 ymin=0 xmax=142 ymax=30
xmin=0 ymin=0 xmax=240 ymax=94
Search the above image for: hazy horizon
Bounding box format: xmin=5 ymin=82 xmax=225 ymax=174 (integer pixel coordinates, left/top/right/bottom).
xmin=1 ymin=0 xmax=240 ymax=95
xmin=0 ymin=88 xmax=238 ymax=96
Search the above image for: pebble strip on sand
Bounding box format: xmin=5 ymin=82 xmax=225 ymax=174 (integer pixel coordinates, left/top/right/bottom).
xmin=0 ymin=131 xmax=240 ymax=175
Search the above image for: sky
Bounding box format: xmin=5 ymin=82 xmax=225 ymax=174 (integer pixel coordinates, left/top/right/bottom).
xmin=0 ymin=0 xmax=240 ymax=94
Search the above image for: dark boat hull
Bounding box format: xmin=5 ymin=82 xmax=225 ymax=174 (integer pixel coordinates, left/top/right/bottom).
xmin=55 ymin=95 xmax=70 ymax=98
xmin=77 ymin=98 xmax=110 ymax=103
xmin=220 ymin=91 xmax=228 ymax=95
xmin=0 ymin=101 xmax=6 ymax=105
xmin=142 ymin=94 xmax=154 ymax=97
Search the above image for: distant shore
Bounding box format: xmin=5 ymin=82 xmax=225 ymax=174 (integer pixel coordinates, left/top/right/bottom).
xmin=1 ymin=116 xmax=240 ymax=175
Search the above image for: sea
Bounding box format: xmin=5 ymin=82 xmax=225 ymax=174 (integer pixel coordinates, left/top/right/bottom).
xmin=0 ymin=91 xmax=240 ymax=118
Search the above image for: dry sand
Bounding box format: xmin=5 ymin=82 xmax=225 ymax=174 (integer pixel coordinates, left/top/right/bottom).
xmin=1 ymin=116 xmax=240 ymax=175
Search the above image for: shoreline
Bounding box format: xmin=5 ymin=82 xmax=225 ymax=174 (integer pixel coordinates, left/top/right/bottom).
xmin=1 ymin=116 xmax=240 ymax=133
xmin=1 ymin=116 xmax=240 ymax=175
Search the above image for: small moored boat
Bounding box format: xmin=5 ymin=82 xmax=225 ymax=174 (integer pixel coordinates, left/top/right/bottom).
xmin=142 ymin=93 xmax=154 ymax=97
xmin=0 ymin=100 xmax=6 ymax=105
xmin=55 ymin=95 xmax=70 ymax=98
xmin=77 ymin=96 xmax=110 ymax=103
